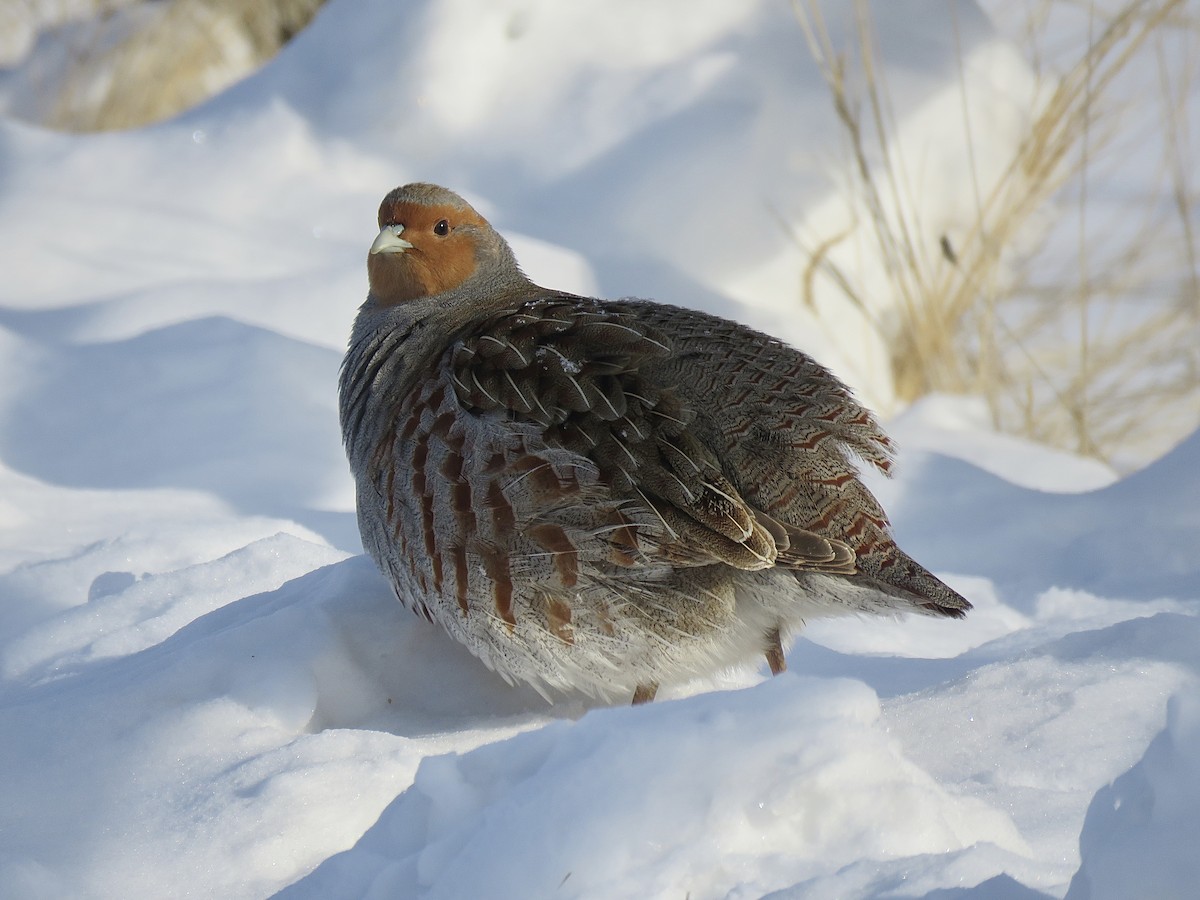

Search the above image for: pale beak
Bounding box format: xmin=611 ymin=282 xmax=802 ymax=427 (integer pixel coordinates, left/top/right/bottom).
xmin=370 ymin=224 xmax=414 ymax=255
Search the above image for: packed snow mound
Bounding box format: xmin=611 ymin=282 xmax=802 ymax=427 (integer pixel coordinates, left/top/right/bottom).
xmin=1066 ymin=690 xmax=1200 ymax=900
xmin=2 ymin=435 xmax=1196 ymax=898
xmin=282 ymin=676 xmax=1027 ymax=900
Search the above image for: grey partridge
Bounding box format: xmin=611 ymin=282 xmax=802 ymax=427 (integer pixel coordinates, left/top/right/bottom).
xmin=340 ymin=183 xmax=970 ymax=704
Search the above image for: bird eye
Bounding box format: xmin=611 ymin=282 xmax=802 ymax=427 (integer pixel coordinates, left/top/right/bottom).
xmin=433 ymin=219 xmax=450 ymax=236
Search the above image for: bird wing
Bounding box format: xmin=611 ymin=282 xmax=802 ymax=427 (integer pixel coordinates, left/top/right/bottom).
xmin=613 ymin=300 xmax=969 ymax=617
xmin=449 ymin=294 xmax=853 ymax=574
xmin=612 ymin=299 xmax=896 ymax=563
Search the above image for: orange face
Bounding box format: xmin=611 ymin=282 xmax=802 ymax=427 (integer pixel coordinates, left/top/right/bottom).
xmin=367 ymin=197 xmax=491 ymax=306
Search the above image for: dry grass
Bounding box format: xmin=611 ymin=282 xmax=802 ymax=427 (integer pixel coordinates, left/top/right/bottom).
xmin=792 ymin=0 xmax=1198 ymax=468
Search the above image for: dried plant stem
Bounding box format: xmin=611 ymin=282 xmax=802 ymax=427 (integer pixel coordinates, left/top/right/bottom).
xmin=794 ymin=0 xmax=1198 ymax=467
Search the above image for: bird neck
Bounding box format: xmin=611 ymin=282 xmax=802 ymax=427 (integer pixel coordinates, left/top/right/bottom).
xmin=366 ymin=253 xmax=430 ymax=306
xmin=337 ymin=276 xmax=526 ymax=469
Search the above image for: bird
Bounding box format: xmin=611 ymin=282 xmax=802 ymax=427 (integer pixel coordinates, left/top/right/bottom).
xmin=339 ymin=182 xmax=970 ymax=705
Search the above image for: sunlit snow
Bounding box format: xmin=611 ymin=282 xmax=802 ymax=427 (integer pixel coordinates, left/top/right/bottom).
xmin=0 ymin=2 xmax=1196 ymax=898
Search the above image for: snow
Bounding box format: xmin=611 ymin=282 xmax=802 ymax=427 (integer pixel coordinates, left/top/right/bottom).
xmin=283 ymin=676 xmax=1028 ymax=900
xmin=0 ymin=1 xmax=1197 ymax=898
xmin=1066 ymin=691 xmax=1200 ymax=900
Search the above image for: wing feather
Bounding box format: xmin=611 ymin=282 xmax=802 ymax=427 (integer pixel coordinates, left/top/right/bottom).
xmin=450 ymin=295 xmax=850 ymax=574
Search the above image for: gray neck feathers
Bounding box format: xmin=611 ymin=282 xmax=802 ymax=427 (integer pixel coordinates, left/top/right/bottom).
xmin=339 ymin=235 xmax=531 ymax=468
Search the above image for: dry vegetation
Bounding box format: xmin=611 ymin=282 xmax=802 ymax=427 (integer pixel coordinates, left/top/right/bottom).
xmin=793 ymin=0 xmax=1198 ymax=468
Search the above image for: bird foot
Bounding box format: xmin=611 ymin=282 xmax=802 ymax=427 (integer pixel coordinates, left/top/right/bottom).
xmin=631 ymin=683 xmax=658 ymax=705
xmin=764 ymin=627 xmax=787 ymax=676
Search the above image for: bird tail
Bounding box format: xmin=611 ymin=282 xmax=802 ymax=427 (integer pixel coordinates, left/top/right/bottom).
xmin=860 ymin=551 xmax=972 ymax=618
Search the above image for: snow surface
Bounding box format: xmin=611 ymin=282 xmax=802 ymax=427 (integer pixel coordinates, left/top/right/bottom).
xmin=0 ymin=1 xmax=1197 ymax=898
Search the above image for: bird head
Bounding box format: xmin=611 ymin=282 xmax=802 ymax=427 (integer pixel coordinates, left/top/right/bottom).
xmin=367 ymin=183 xmax=525 ymax=306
